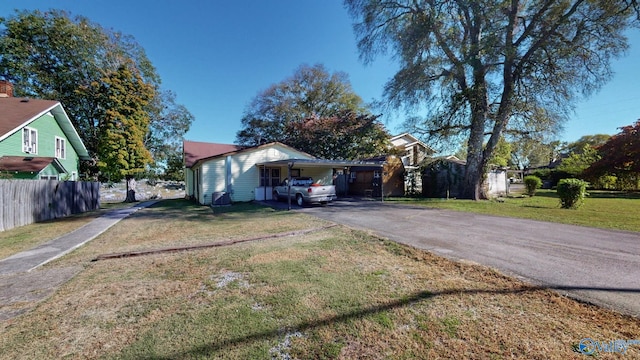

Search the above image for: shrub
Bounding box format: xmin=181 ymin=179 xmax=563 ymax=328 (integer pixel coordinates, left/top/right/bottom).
xmin=592 ymin=175 xmax=617 ymax=190
xmin=557 ymin=178 xmax=589 ymax=209
xmin=523 ymin=175 xmax=542 ymax=196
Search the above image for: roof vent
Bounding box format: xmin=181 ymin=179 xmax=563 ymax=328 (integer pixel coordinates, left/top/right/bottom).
xmin=20 ymin=98 xmax=29 ymax=103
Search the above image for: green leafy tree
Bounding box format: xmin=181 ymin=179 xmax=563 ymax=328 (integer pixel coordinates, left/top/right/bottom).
xmin=556 ymin=144 xmax=601 ymax=177
xmin=560 ymin=134 xmax=611 ymax=156
xmin=510 ymin=138 xmax=559 ymax=170
xmin=346 ymin=0 xmax=638 ymax=199
xmin=145 ymin=90 xmax=194 ymax=174
xmin=0 ymin=10 xmax=192 ymax=177
xmin=91 ymin=63 xmax=154 ymax=192
xmin=162 ymin=150 xmax=186 ymax=182
xmin=236 ymin=64 xmax=369 ymax=146
xmin=285 ymin=111 xmax=391 ymax=159
xmin=585 ymin=120 xmax=640 ymax=189
xmin=487 ymin=137 xmax=511 ymax=168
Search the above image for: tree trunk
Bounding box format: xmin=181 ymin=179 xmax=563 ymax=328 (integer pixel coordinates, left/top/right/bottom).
xmin=462 ymin=142 xmax=484 ymax=200
xmin=124 ymin=176 xmax=137 ymax=202
xmin=461 ymin=78 xmax=489 ymax=200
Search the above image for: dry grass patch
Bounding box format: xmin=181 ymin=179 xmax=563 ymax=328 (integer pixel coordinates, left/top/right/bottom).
xmin=0 ymin=200 xmax=638 ymax=359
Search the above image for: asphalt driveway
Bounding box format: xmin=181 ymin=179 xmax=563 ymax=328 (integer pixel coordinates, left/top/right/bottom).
xmin=295 ymin=199 xmax=640 ymax=317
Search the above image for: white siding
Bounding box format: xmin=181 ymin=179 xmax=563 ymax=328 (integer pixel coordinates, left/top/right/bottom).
xmin=196 ymin=143 xmax=315 ymax=203
xmin=487 ymin=170 xmax=508 ymax=197
xmin=185 ymin=168 xmax=194 ymax=197
xmin=391 ymin=137 xmax=412 ymax=148
xmin=200 ymin=157 xmax=226 ymax=204
xmin=231 ymin=145 xmax=314 ymax=202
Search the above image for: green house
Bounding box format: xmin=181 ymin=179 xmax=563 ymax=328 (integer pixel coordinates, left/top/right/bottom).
xmin=0 ymin=96 xmax=90 ymax=180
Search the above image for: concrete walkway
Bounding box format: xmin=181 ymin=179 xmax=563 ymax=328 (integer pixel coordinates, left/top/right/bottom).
xmin=0 ymin=201 xmax=158 ymax=276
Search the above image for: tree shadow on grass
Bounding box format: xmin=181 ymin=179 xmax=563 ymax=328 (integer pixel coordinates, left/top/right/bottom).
xmin=530 ymin=191 xmax=559 ymax=199
xmin=534 ymin=190 xmax=640 ymax=200
xmin=585 ymin=191 xmax=640 ymax=199
xmin=137 ymin=285 xmax=640 ymax=360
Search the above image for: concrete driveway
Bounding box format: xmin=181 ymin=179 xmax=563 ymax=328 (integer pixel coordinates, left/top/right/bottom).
xmin=295 ymin=199 xmax=640 ymax=317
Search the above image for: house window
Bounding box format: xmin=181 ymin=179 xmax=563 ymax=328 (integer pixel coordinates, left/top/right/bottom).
xmin=55 ymin=137 xmax=66 ymax=159
xmin=260 ymin=167 xmax=281 ymax=187
xmin=40 ymin=175 xmax=58 ymax=181
xmin=22 ymin=127 xmax=38 ymax=153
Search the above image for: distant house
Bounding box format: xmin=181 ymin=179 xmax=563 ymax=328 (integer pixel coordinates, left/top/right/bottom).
xmin=347 ymin=133 xmax=435 ymax=197
xmin=390 ymin=133 xmax=435 ymax=194
xmin=422 ymin=156 xmax=508 ymax=198
xmin=0 ymin=82 xmax=90 ymax=180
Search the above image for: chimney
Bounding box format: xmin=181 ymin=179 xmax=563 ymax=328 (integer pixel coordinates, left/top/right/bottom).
xmin=0 ymin=80 xmax=14 ymax=98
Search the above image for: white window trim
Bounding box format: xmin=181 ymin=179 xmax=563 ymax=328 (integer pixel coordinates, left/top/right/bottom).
xmin=55 ymin=136 xmax=66 ymax=159
xmin=23 ymin=127 xmax=38 ymax=154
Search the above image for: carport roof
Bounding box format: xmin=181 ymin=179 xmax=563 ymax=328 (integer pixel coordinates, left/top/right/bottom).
xmin=257 ymin=158 xmax=384 ymax=168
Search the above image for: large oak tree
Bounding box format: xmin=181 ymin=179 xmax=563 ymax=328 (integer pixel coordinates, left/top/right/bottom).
xmin=346 ymin=0 xmax=639 ymax=199
xmin=236 ymin=64 xmax=390 ymax=159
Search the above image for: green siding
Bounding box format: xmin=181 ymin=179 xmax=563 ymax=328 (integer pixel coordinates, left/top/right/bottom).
xmin=0 ymin=122 xmax=24 ymax=155
xmin=0 ymin=112 xmax=81 ymax=178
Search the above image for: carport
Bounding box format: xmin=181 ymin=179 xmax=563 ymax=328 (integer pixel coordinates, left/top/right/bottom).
xmin=255 ymin=158 xmax=385 ymax=206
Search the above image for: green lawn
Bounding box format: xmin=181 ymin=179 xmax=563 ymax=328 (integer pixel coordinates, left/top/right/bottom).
xmin=389 ymin=189 xmax=640 ymax=232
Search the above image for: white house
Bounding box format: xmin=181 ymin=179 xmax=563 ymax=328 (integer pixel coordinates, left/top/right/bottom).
xmin=184 ymin=140 xmax=387 ymax=205
xmin=184 ymin=141 xmax=337 ymax=204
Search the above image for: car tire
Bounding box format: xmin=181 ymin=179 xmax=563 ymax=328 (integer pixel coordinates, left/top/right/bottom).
xmin=296 ymin=194 xmax=304 ymax=207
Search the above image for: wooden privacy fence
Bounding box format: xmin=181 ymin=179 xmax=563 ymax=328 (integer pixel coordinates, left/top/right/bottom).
xmin=0 ymin=180 xmax=100 ymax=232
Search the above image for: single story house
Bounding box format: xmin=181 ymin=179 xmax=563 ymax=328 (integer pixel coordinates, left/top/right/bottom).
xmin=184 ymin=140 xmax=385 ymax=205
xmin=0 ymin=81 xmax=90 ymax=180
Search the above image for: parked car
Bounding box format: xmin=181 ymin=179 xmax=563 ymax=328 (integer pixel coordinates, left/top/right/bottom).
xmin=273 ymin=177 xmax=337 ymax=206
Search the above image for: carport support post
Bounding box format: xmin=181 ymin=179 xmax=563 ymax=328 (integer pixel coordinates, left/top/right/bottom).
xmin=263 ymin=165 xmax=267 ymax=201
xmin=287 ymin=161 xmax=294 ymax=210
xmin=381 ymin=163 xmax=386 ymax=202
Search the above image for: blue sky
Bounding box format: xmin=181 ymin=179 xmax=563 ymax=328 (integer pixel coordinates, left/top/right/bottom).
xmin=2 ymin=0 xmax=639 ymax=148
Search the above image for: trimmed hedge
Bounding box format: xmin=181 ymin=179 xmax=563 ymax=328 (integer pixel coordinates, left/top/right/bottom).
xmin=557 ymin=178 xmax=589 ymax=209
xmin=523 ymin=175 xmax=542 ymax=196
